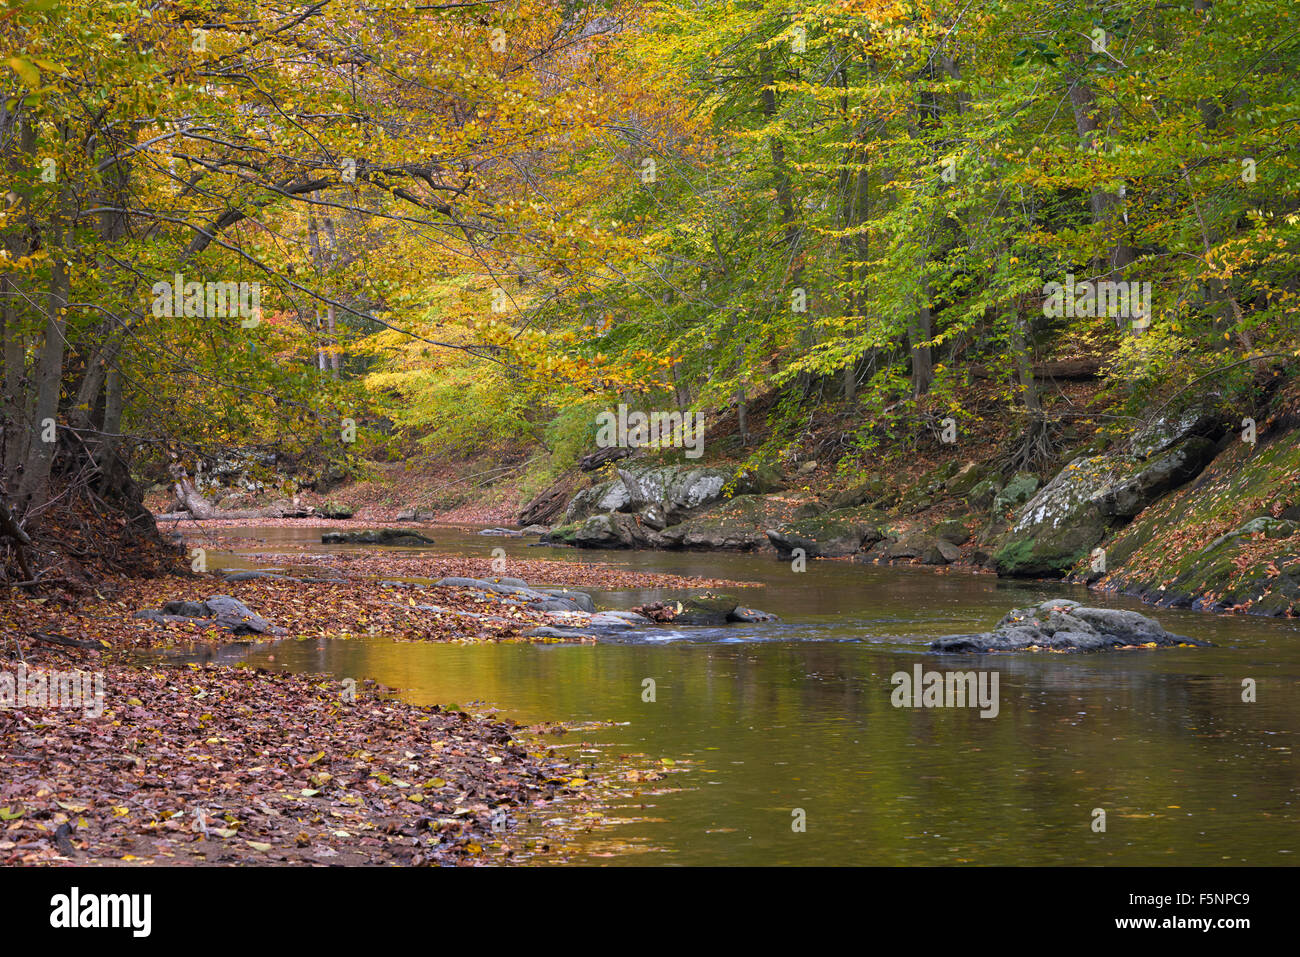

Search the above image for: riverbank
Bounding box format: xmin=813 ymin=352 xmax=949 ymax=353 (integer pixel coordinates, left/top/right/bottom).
xmin=1 ymin=543 xmax=713 ymax=865
xmin=0 ymin=641 xmax=634 ymax=865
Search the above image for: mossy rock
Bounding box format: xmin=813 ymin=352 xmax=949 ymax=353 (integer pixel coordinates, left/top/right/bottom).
xmin=944 ymin=462 xmax=987 ymax=497
xmin=661 ymin=494 xmax=788 ymax=550
xmin=543 ymin=522 xmax=581 ymax=545
xmin=766 ymin=506 xmax=885 ymax=559
xmin=993 ymin=472 xmax=1039 ymax=513
xmin=965 ymin=476 xmax=1003 ymax=510
xmin=675 ymin=594 xmax=739 ymax=624
xmin=933 ymin=518 xmax=972 ymax=545
xmin=319 ymin=502 xmax=353 ymax=519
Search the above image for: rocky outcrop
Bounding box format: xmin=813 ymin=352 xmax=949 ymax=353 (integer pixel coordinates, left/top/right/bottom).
xmin=766 ymin=507 xmax=885 ymax=559
xmin=654 ymin=495 xmax=784 ymax=550
xmin=931 ymin=599 xmax=1207 ymax=653
xmin=562 ymin=463 xmax=732 ymax=525
xmin=992 ymin=417 xmax=1224 ymax=577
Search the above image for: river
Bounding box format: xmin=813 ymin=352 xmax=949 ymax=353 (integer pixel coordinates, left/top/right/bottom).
xmin=176 ymin=525 xmax=1299 ymax=865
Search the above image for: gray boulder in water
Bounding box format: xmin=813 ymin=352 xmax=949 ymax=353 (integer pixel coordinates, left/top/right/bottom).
xmin=322 ymin=528 xmax=434 ymax=545
xmin=931 ymin=599 xmax=1209 ymax=653
xmin=135 ymin=595 xmax=287 ymax=635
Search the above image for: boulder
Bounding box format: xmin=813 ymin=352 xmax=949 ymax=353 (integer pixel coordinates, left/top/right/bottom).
xmin=766 ymin=507 xmax=885 ymax=559
xmin=322 ymin=529 xmax=434 ymax=546
xmin=992 ymin=472 xmax=1040 ymax=513
xmin=933 ymin=519 xmax=971 ymax=545
xmin=728 ymin=606 xmax=779 ymax=623
xmin=992 ymin=436 xmax=1218 ymax=577
xmin=571 ymin=511 xmax=657 ymax=549
xmin=931 ymin=599 xmax=1207 ymax=653
xmin=136 ymin=595 xmax=287 ymax=636
xmin=965 ymin=476 xmax=1003 ymax=510
xmin=533 ymin=587 xmax=596 ymax=613
xmin=432 ymin=577 xmax=598 ymax=615
xmin=674 ymin=595 xmax=739 ymax=625
xmin=659 ymin=494 xmax=788 ymax=551
xmin=562 ymin=463 xmax=731 ymax=525
xmin=943 ymin=462 xmax=987 ymax=497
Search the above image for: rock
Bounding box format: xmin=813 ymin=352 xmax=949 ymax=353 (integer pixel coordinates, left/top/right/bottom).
xmin=1129 ymin=404 xmax=1229 ymax=459
xmin=674 ymin=595 xmax=739 ymax=625
xmin=520 ymin=525 xmax=550 ymax=535
xmin=533 ymin=587 xmax=596 ymax=613
xmin=640 ymin=502 xmax=669 ymax=531
xmin=595 ymin=610 xmax=653 ymax=624
xmin=944 ymin=462 xmax=987 ymax=497
xmin=766 ymin=507 xmax=884 ymax=559
xmin=661 ymin=494 xmax=789 ymax=551
xmin=965 ymin=476 xmax=1003 ymax=510
xmin=432 ymin=577 xmax=598 ymax=615
xmin=730 ymin=464 xmax=787 ymax=495
xmin=562 ymin=463 xmax=731 ymax=525
xmin=921 ymin=540 xmax=962 ymax=564
xmin=394 ymin=507 xmax=435 ymax=522
xmin=791 ymin=501 xmax=827 ymax=520
xmin=322 ymin=529 xmax=435 ymax=546
xmin=829 ymin=478 xmax=887 ymax=510
xmin=161 ymin=599 xmax=209 ymax=618
xmin=478 ymin=527 xmax=522 ymax=536
xmin=540 ymin=522 xmax=579 ymax=545
xmin=218 ymin=570 xmax=290 ymax=583
xmin=139 ymin=595 xmax=287 ymax=636
xmin=522 ymin=626 xmax=597 ymax=639
xmin=572 ymin=512 xmax=652 ymax=549
xmin=587 ymin=612 xmax=645 ymax=629
xmin=318 ymin=502 xmax=353 ymax=519
xmin=993 ymin=437 xmax=1218 ymax=577
xmin=530 ymin=597 xmax=587 ymax=612
xmin=992 ymin=472 xmax=1040 ymax=513
xmin=931 ymin=599 xmax=1207 ymax=653
xmin=728 ymin=606 xmax=778 ymax=623
xmin=881 ymin=534 xmax=938 ymax=562
xmin=933 ymin=519 xmax=971 ymax=545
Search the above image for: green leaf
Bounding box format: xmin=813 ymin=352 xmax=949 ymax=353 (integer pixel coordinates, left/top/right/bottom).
xmin=6 ymin=57 xmax=40 ymax=88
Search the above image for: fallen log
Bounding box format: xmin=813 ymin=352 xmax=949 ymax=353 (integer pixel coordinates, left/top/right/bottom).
xmin=970 ymin=357 xmax=1102 ymax=381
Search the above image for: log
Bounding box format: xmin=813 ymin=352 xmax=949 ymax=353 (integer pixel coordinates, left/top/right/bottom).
xmin=969 ymin=358 xmax=1101 ymax=381
xmin=519 ymin=474 xmax=579 ymax=526
xmin=579 ymin=446 xmax=633 ymax=471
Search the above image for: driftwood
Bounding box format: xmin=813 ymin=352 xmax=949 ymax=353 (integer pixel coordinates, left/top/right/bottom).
xmin=518 ymin=474 xmax=579 ymax=526
xmin=29 ymin=631 xmax=110 ymax=651
xmin=579 ymin=446 xmax=633 ymax=471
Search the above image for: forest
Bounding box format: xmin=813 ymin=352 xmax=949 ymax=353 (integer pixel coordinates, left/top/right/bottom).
xmin=1 ymin=0 xmax=1298 ymax=875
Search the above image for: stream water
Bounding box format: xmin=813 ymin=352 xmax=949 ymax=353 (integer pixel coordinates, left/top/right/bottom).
xmin=177 ymin=525 xmax=1298 ymax=866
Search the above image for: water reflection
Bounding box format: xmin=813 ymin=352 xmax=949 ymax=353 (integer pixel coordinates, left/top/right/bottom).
xmin=168 ymin=524 xmax=1300 ymax=865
